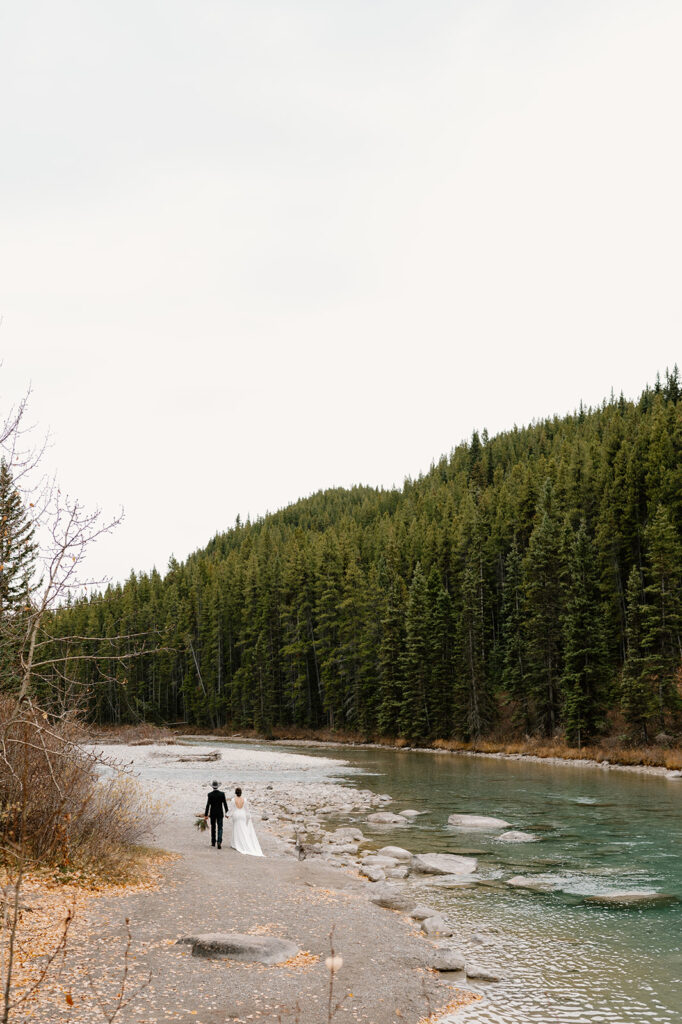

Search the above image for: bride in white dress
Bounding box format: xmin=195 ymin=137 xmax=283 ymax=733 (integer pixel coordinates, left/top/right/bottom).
xmin=229 ymin=787 xmax=264 ymax=857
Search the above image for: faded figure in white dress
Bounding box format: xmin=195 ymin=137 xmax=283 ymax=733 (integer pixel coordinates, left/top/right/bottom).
xmin=229 ymin=786 xmax=264 ymax=857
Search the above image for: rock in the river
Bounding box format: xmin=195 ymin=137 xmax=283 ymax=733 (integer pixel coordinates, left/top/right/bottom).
xmin=177 ymin=933 xmax=298 ymax=965
xmin=430 ymin=949 xmax=466 ymax=972
xmin=583 ymin=891 xmax=679 ymax=908
xmin=386 ymin=866 xmax=409 ymax=879
xmin=496 ymin=831 xmax=539 ymax=843
xmin=421 ymin=916 xmax=454 ymax=937
xmin=331 ymin=826 xmax=364 ymax=842
xmin=378 ymin=845 xmax=412 ymax=862
xmin=399 ymin=809 xmax=422 ymax=818
xmin=447 ymin=813 xmax=510 ymax=829
xmin=667 ymin=770 xmax=682 ymax=779
xmin=418 ymin=875 xmax=477 ymax=889
xmin=367 ymin=812 xmax=406 ymax=825
xmin=466 ymin=963 xmax=501 ymax=982
xmin=506 ymin=875 xmax=558 ymax=894
xmin=369 ymin=887 xmax=415 ymax=912
xmin=409 ymin=904 xmax=436 ymax=920
xmin=360 ymin=865 xmax=386 ymax=882
xmin=411 ymin=853 xmax=477 ymax=875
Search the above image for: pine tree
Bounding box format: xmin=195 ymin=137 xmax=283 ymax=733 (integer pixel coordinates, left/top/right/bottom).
xmin=399 ymin=563 xmax=431 ymax=740
xmin=0 ymin=458 xmax=38 ymax=619
xmin=377 ymin=575 xmax=406 ymax=734
xmin=523 ymin=481 xmax=564 ymax=736
xmin=502 ymin=539 xmax=530 ymax=730
xmin=621 ymin=565 xmax=651 ymax=742
xmin=640 ymin=505 xmax=682 ymax=731
xmin=561 ymin=520 xmax=609 ymax=746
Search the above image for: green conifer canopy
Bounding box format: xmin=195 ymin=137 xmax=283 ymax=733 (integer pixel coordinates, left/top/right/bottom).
xmin=43 ymin=371 xmax=682 ymax=744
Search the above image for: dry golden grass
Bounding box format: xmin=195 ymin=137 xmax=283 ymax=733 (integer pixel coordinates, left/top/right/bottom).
xmin=430 ymin=737 xmax=682 ymax=769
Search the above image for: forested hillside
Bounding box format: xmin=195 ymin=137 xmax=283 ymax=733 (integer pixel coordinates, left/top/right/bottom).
xmin=43 ymin=372 xmax=682 ymax=745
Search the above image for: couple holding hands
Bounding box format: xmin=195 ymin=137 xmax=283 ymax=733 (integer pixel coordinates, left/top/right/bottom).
xmin=204 ymin=781 xmax=264 ymax=857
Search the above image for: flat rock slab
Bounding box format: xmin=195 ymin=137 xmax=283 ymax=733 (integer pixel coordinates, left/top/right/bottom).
xmin=507 ymin=875 xmax=559 ymax=894
xmin=378 ymin=845 xmax=413 ymax=862
xmin=362 ymin=855 xmax=399 ymax=868
xmin=583 ymin=891 xmax=679 ymax=908
xmin=177 ymin=932 xmax=299 ymax=964
xmin=411 ymin=853 xmax=477 ymax=875
xmin=448 ymin=814 xmax=510 ymax=829
xmin=399 ymin=809 xmax=423 ymax=817
xmin=367 ymin=812 xmax=407 ymax=825
xmin=369 ymin=887 xmax=416 ymax=912
xmin=466 ymin=963 xmax=501 ymax=982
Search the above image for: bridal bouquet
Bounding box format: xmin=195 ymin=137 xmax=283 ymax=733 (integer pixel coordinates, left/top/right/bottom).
xmin=194 ymin=814 xmax=208 ymax=831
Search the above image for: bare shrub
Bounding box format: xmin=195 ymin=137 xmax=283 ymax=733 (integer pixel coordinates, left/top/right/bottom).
xmin=0 ymin=698 xmax=160 ymax=873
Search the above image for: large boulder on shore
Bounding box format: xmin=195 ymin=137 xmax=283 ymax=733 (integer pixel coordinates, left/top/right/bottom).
xmin=430 ymin=948 xmax=466 ymax=972
xmin=177 ymin=933 xmax=298 ymax=964
xmin=366 ymin=812 xmax=406 ymax=825
xmin=411 ymin=853 xmax=477 ymax=875
xmin=448 ymin=813 xmax=510 ymax=829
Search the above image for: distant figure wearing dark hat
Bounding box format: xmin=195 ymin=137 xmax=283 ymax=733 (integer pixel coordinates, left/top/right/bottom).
xmin=204 ymin=780 xmax=228 ymax=848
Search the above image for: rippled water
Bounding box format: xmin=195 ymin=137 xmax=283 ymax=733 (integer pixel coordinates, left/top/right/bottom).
xmin=251 ymin=742 xmax=682 ymax=1024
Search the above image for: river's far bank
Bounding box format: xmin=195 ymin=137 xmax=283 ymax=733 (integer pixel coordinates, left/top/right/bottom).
xmin=85 ymin=723 xmax=682 ymax=773
xmin=128 ymin=725 xmax=682 ymax=777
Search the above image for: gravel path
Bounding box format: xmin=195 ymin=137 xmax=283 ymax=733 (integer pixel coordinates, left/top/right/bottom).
xmin=25 ymin=746 xmax=475 ymax=1024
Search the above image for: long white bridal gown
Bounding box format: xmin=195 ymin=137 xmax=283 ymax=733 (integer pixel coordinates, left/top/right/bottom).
xmin=229 ymin=798 xmax=264 ymax=857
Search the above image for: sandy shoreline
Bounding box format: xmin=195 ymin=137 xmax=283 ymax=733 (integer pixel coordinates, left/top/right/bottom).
xmin=28 ymin=741 xmax=483 ymax=1024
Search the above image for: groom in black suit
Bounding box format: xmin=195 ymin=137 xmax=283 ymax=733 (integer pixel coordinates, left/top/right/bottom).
xmin=204 ymin=780 xmax=228 ymax=848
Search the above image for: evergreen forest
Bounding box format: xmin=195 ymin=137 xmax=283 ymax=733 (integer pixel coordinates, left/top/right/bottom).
xmin=34 ymin=373 xmax=682 ymax=745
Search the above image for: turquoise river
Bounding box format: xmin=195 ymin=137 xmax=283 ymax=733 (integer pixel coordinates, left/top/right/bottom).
xmin=238 ymin=741 xmax=681 ymax=1024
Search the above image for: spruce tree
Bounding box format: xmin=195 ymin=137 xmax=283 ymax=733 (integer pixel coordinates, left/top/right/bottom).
xmin=399 ymin=563 xmax=431 ymax=740
xmin=501 ymin=539 xmax=530 ymax=730
xmin=621 ymin=565 xmax=650 ymax=742
xmin=523 ymin=481 xmax=564 ymax=736
xmin=0 ymin=458 xmax=38 ymax=619
xmin=377 ymin=575 xmax=406 ymax=735
xmin=561 ymin=520 xmax=609 ymax=746
xmin=640 ymin=505 xmax=682 ymax=731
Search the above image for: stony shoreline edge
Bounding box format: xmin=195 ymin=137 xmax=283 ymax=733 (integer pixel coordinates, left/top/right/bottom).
xmin=176 ymin=734 xmax=682 ymax=780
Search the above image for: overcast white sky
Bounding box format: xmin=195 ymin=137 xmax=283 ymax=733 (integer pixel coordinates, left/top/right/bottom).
xmin=1 ymin=0 xmax=681 ymax=586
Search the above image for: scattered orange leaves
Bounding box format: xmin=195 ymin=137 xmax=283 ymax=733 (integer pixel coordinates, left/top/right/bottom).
xmin=1 ymin=852 xmax=174 ymax=1012
xmin=280 ymin=950 xmax=321 ymax=971
xmin=417 ymin=990 xmax=481 ymax=1023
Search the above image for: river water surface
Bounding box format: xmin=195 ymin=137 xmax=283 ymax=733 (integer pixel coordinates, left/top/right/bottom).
xmin=237 ymin=742 xmax=681 ymax=1024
